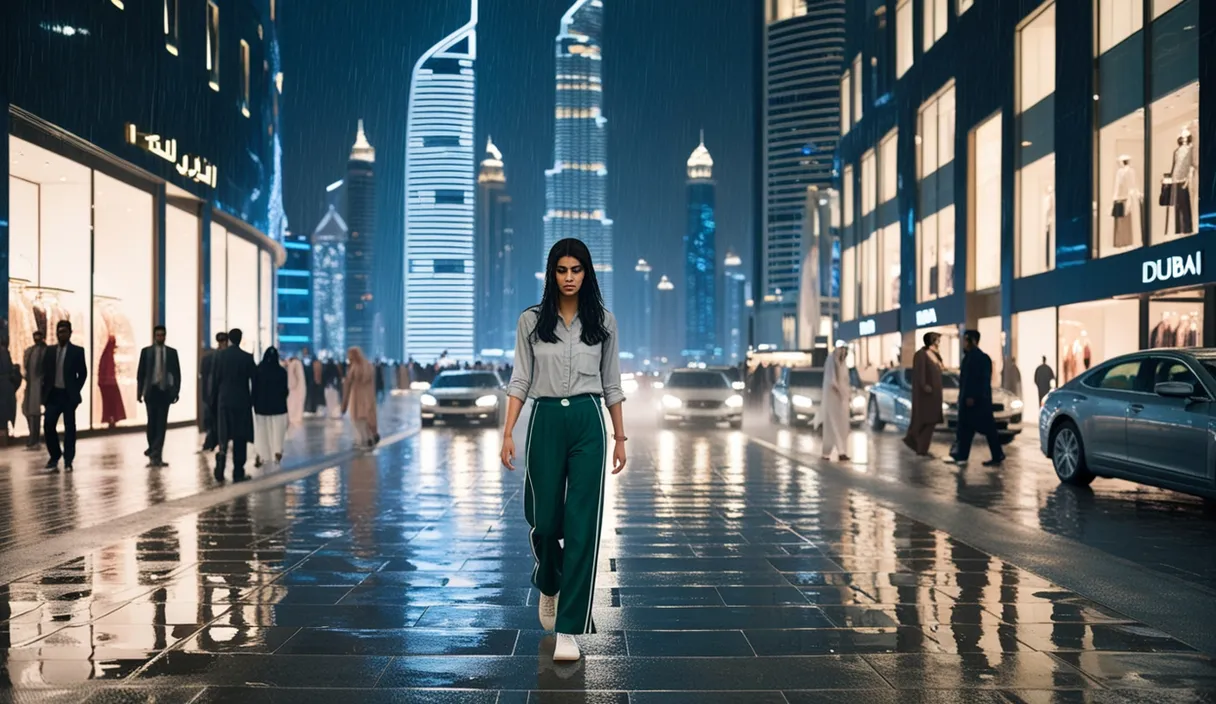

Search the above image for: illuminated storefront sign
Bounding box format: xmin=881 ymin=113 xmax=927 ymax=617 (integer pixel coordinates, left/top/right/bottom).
xmin=915 ymin=307 xmax=938 ymax=326
xmin=858 ymin=318 xmax=877 ymax=336
xmin=124 ymin=123 xmax=217 ymax=188
xmin=1142 ymin=251 xmax=1202 ymax=285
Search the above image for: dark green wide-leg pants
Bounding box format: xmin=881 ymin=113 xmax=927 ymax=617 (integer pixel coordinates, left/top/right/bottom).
xmin=524 ymin=394 xmax=607 ymax=635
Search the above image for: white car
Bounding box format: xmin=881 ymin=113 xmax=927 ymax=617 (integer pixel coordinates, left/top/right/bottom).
xmin=659 ymin=369 xmax=744 ymax=429
xmin=419 ymin=370 xmax=505 ymax=426
xmin=770 ymin=367 xmax=867 ymax=428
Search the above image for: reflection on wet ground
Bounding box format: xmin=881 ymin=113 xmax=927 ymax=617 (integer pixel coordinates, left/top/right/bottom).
xmin=0 ymin=396 xmax=416 ymax=556
xmin=750 ymin=418 xmax=1216 ymax=590
xmin=2 ymin=418 xmax=1215 ymax=701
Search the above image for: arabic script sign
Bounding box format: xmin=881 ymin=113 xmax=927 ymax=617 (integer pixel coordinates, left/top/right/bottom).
xmin=125 ymin=123 xmax=218 ymax=189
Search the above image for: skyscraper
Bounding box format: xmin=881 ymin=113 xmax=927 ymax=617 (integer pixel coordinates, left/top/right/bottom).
xmin=634 ymin=259 xmax=653 ymax=361
xmin=276 ymin=228 xmax=312 ymax=355
xmin=684 ymin=132 xmax=717 ymax=361
xmin=405 ymin=1 xmax=477 ymax=363
xmin=758 ymin=0 xmax=844 ymax=346
xmin=311 ymin=203 xmax=347 ymax=358
xmin=476 ymin=137 xmax=514 ymax=355
xmin=345 ymin=119 xmax=377 ymax=356
xmin=544 ymin=0 xmax=613 ymax=308
xmin=722 ymin=251 xmax=748 ymax=366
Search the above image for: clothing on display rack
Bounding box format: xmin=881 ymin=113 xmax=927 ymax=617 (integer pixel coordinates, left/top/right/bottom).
xmin=1162 ymin=133 xmax=1196 ymax=237
xmin=1112 ymin=159 xmax=1138 ymax=248
xmin=1060 ymin=337 xmax=1093 ymax=384
xmin=1150 ymin=311 xmax=1202 ymax=349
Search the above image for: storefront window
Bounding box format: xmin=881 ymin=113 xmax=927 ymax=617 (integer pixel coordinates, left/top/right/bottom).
xmin=228 ymin=233 xmax=260 ymax=352
xmin=852 ymin=55 xmax=863 ymax=124
xmin=1057 ymin=299 xmax=1139 ymax=384
xmin=842 ymin=246 xmax=856 ymax=321
xmin=1098 ymin=0 xmax=1142 ymax=53
xmin=917 ymin=85 xmax=955 ymax=303
xmin=841 ymin=70 xmax=852 ymax=136
xmin=861 ymin=236 xmax=878 ymax=316
xmin=880 ymin=130 xmax=898 ymax=204
xmin=209 ymin=222 xmax=228 ymax=335
xmin=853 ymin=332 xmax=902 ymax=383
xmin=260 ymin=250 xmax=273 ymax=356
xmin=1016 ymin=3 xmax=1055 ymax=277
xmin=166 ymin=205 xmax=200 ymax=424
xmin=1018 ymin=3 xmax=1055 ymax=108
xmin=861 ymin=150 xmax=876 ymax=217
xmin=896 ymin=0 xmax=912 ymax=78
xmin=971 ymin=112 xmax=1002 ymax=291
xmin=880 ymin=224 xmax=900 ymax=312
xmin=1097 ymin=111 xmax=1145 ymax=256
xmin=1148 ymin=289 xmax=1204 ymax=348
xmin=1149 ymin=83 xmax=1198 ymax=244
xmin=1014 ymin=307 xmax=1057 ymax=423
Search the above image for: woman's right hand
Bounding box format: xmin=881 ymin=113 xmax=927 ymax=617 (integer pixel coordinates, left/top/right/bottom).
xmin=501 ymin=435 xmax=516 ymax=471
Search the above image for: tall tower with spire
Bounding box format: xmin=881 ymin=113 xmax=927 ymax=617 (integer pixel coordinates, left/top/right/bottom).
xmin=405 ymin=0 xmax=478 ymax=362
xmin=344 ymin=119 xmax=377 ymax=355
xmin=685 ymin=130 xmax=717 ymax=361
xmin=476 ymin=137 xmax=514 ymax=355
xmin=544 ymin=0 xmax=613 ymax=308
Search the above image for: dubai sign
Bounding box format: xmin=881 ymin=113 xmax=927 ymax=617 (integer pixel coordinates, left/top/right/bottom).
xmin=1142 ymin=251 xmax=1202 ymax=284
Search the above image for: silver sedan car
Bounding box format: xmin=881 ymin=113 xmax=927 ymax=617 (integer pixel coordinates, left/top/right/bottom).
xmin=867 ymin=367 xmax=1024 ymax=442
xmin=770 ymin=367 xmax=867 ymax=428
xmin=420 ymin=370 xmax=506 ymax=426
xmin=1040 ymin=349 xmax=1216 ymax=499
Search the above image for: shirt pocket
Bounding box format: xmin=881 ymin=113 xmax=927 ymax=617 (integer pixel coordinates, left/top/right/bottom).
xmin=574 ymin=344 xmax=601 ymax=378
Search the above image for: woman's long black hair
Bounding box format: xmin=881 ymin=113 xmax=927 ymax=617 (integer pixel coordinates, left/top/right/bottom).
xmin=530 ymin=238 xmax=610 ymax=346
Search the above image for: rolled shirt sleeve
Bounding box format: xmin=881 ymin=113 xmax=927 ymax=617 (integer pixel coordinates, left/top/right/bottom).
xmin=507 ymin=310 xmax=534 ymax=402
xmin=600 ymin=312 xmax=626 ymax=407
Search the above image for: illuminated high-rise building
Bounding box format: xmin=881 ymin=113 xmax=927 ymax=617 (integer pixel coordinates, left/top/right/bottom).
xmin=476 ymin=137 xmax=514 ymax=355
xmin=311 ymin=203 xmax=347 ymax=358
xmin=345 ymin=119 xmax=376 ymax=355
xmin=544 ymin=0 xmax=613 ymax=308
xmin=684 ymin=132 xmax=717 ymax=361
xmin=722 ymin=251 xmax=749 ymax=366
xmin=404 ymin=0 xmax=477 ymax=362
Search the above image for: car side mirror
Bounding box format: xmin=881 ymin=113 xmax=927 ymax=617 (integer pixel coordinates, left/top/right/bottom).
xmin=1154 ymin=381 xmax=1195 ymax=398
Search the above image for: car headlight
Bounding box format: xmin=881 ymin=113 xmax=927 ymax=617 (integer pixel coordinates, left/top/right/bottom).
xmin=725 ymin=394 xmax=743 ymax=408
xmin=662 ymin=394 xmax=683 ymax=409
xmin=1010 ymin=399 xmax=1024 ymax=410
xmin=653 ymin=381 xmax=665 ymax=390
xmin=851 ymin=395 xmax=866 ymax=410
xmin=732 ymin=381 xmax=746 ymax=390
xmin=792 ymin=394 xmax=813 ymax=409
xmin=622 ymin=379 xmax=639 ymax=394
xmin=475 ymin=395 xmax=498 ymax=408
xmin=410 ymin=381 xmax=431 ymax=391
xmin=942 ymin=402 xmax=950 ymax=412
xmin=421 ymin=394 xmax=437 ymax=407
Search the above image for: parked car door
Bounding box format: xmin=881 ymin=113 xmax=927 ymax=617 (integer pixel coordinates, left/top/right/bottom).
xmin=1124 ymin=356 xmax=1213 ymax=483
xmin=893 ymin=370 xmax=913 ymax=426
xmin=872 ymin=371 xmax=899 ymax=424
xmin=1078 ymin=360 xmax=1143 ymax=468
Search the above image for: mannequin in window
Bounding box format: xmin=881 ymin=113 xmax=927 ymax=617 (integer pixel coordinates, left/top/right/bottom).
xmin=1150 ymin=311 xmax=1172 ymax=348
xmin=99 ymin=335 xmax=126 ymax=428
xmin=1111 ymin=155 xmax=1137 ymax=247
xmin=1168 ymin=129 xmax=1195 ymax=236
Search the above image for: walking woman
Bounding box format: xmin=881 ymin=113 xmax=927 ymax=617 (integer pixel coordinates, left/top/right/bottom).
xmin=252 ymin=347 xmax=289 ymax=467
xmin=500 ymin=238 xmax=627 ymax=663
xmin=819 ymin=345 xmax=852 ymax=461
xmin=342 ymin=346 xmax=378 ymax=450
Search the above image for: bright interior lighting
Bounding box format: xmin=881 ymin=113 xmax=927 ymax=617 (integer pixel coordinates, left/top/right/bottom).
xmin=475 ymin=395 xmax=498 ymax=408
xmin=942 ymin=402 xmax=950 ymax=412
xmin=851 ymin=395 xmax=866 ymax=410
xmin=725 ymin=395 xmax=744 ymax=408
xmin=421 ymin=394 xmax=437 ymax=407
xmin=731 ymin=381 xmax=745 ymax=390
xmin=662 ymin=394 xmax=683 ymax=409
xmin=1011 ymin=399 xmax=1024 ymax=410
xmin=622 ymin=378 xmax=639 ymax=394
xmin=653 ymin=382 xmax=665 ymax=390
xmin=792 ymin=395 xmax=814 ymax=409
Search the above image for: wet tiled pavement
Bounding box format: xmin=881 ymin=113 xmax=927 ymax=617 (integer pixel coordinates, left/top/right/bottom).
xmin=2 ymin=404 xmax=1216 ymax=701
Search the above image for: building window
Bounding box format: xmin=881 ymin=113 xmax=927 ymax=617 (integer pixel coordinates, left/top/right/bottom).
xmin=110 ymin=0 xmax=125 ymax=9
xmin=923 ymin=0 xmax=948 ymax=52
xmin=879 ymin=130 xmax=900 ymax=312
xmin=840 ymin=69 xmax=852 ymax=136
xmin=270 ymin=0 xmax=276 ymax=21
xmin=896 ymin=0 xmax=913 ymax=78
xmin=917 ymin=84 xmax=955 ymax=303
xmin=879 ymin=130 xmax=898 ymax=204
xmin=1153 ymin=0 xmax=1183 ymax=19
xmin=842 ymin=164 xmax=855 ymax=320
xmin=958 ymin=0 xmax=974 ymax=13
xmin=1016 ymin=2 xmax=1056 ymax=277
xmin=852 ymin=54 xmax=863 ymax=124
xmin=860 ymin=149 xmax=877 ymax=316
xmin=1098 ymin=0 xmax=1142 ymax=53
xmin=206 ymin=1 xmax=220 ymax=91
xmin=436 ymin=190 xmax=466 ymax=205
xmin=164 ymin=0 xmax=179 ymax=55
xmin=971 ymin=112 xmax=1002 ymax=291
xmin=861 ymin=149 xmax=876 ymax=217
xmin=240 ymin=40 xmax=251 ymax=117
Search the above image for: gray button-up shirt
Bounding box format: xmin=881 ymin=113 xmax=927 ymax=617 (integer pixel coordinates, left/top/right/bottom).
xmin=507 ymin=308 xmax=626 ymax=407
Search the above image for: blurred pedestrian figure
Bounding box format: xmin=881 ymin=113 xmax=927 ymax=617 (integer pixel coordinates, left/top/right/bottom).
xmin=903 ymin=332 xmax=943 ymax=457
xmin=253 ymin=347 xmax=289 ymax=466
xmin=951 ymin=329 xmax=1006 ymax=467
xmin=818 ymin=346 xmax=851 ymax=462
xmin=42 ymin=320 xmax=87 ymax=472
xmin=285 ymin=354 xmax=306 ymax=425
xmin=210 ymin=328 xmax=257 ymax=482
xmin=22 ymin=330 xmax=47 ymax=448
xmin=323 ymin=359 xmax=343 ymax=419
xmin=375 ymin=359 xmax=386 ymax=403
xmin=98 ymin=335 xmax=126 ymax=428
xmin=305 ymin=353 xmax=324 ymax=414
xmin=1034 ymin=356 xmax=1055 ymax=405
xmin=1003 ymin=355 xmax=1023 ymax=397
xmin=0 ymin=335 xmax=18 ymax=447
xmin=342 ymin=347 xmax=378 ymax=450
xmin=199 ymin=331 xmax=229 ymax=452
xmin=137 ymin=325 xmax=181 ymax=468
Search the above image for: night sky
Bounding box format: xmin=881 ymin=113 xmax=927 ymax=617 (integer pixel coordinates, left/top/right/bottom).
xmin=281 ymin=0 xmax=757 ymax=359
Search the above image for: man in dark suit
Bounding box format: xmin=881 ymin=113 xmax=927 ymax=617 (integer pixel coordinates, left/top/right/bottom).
xmin=42 ymin=320 xmax=88 ymax=472
xmin=950 ymin=329 xmax=1006 ymax=467
xmin=199 ymin=331 xmax=229 ymax=452
xmin=209 ymin=328 xmax=256 ymax=482
xmin=137 ymin=325 xmax=182 ymax=468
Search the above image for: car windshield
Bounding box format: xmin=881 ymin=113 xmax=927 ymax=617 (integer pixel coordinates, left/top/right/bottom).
xmin=903 ymin=369 xmax=960 ymax=388
xmin=666 ymin=372 xmax=730 ymax=389
xmin=788 ymin=371 xmax=824 ymax=388
xmin=431 ymin=372 xmax=501 ymax=389
xmin=714 ymin=367 xmax=741 ymax=382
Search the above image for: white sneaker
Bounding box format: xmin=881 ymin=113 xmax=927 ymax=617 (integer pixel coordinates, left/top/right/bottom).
xmin=538 ymin=592 xmax=558 ymax=631
xmin=553 ymin=633 xmax=581 ymax=662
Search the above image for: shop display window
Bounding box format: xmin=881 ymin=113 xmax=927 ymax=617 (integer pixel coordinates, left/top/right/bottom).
xmin=1014 ymin=307 xmax=1057 ymax=423
xmin=861 ymin=149 xmax=876 ymax=216
xmin=861 ymin=235 xmax=878 ymax=316
xmin=1017 ymin=155 xmax=1055 ymax=276
xmin=1018 ymin=3 xmax=1055 ymax=110
xmin=841 ymin=70 xmax=852 ymax=135
xmin=92 ymin=172 xmax=154 ymax=429
xmin=1057 ymin=299 xmax=1139 ymax=384
xmin=1097 ymin=110 xmax=1145 ymax=256
xmin=843 ymin=164 xmax=854 ymax=229
xmin=977 ymin=315 xmax=1005 ymax=390
xmin=852 ymin=55 xmax=863 ymax=124
xmin=880 ymin=224 xmax=900 ymax=312
xmin=260 ymin=251 xmax=273 ymax=357
xmin=1148 ymin=291 xmax=1203 ymax=348
xmin=971 ymin=113 xmax=1002 ymax=291
xmin=1098 ymin=0 xmax=1142 ymax=54
xmin=209 ymin=222 xmax=228 ymax=336
xmin=1149 ymin=83 xmax=1198 ymax=245
xmin=166 ymin=205 xmax=200 ymax=424
xmin=896 ymin=0 xmax=912 ymax=78
xmin=880 ymin=130 xmax=897 ymax=204
xmin=842 ymin=246 xmax=857 ymax=321
xmin=228 ymin=233 xmax=260 ymax=352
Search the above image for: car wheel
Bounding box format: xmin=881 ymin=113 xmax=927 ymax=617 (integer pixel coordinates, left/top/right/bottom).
xmin=729 ymin=419 xmax=743 ymax=430
xmin=999 ymin=434 xmax=1016 ymax=445
xmin=868 ymin=399 xmax=886 ymax=431
xmin=1051 ymin=421 xmax=1094 ymax=486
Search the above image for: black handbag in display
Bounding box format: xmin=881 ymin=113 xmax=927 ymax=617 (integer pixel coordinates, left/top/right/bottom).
xmin=1158 ymin=175 xmax=1174 ymax=206
xmin=1111 ymin=200 xmax=1126 ymax=218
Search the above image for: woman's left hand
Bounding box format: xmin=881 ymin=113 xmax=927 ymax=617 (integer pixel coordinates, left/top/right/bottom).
xmin=612 ymin=439 xmax=627 ymax=474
